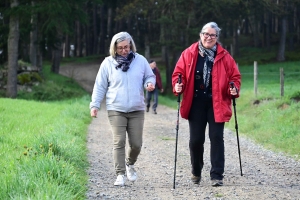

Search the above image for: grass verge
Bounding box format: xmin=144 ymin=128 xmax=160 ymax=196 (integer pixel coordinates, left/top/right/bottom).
xmin=0 ymin=62 xmax=92 ymax=199
xmin=0 ymin=96 xmax=92 ymax=199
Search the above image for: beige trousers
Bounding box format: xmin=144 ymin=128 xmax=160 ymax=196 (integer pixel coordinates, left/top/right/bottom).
xmin=107 ymin=110 xmax=144 ymax=175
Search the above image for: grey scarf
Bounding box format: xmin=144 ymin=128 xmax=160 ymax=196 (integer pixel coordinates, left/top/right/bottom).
xmin=198 ymin=42 xmax=217 ymax=87
xmin=115 ymin=51 xmax=135 ymax=72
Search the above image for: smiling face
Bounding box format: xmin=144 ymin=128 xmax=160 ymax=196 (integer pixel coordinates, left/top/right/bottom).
xmin=116 ymin=39 xmax=131 ymax=57
xmin=200 ymin=27 xmax=218 ymax=49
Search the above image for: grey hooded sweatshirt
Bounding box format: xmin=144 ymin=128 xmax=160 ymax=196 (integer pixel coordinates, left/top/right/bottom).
xmin=90 ymin=53 xmax=156 ymax=112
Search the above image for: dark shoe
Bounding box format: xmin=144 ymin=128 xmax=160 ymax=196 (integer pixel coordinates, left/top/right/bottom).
xmin=191 ymin=175 xmax=201 ymax=184
xmin=211 ymin=179 xmax=223 ymax=187
xmin=153 ymin=110 xmax=157 ymax=114
xmin=146 ymin=107 xmax=149 ymax=112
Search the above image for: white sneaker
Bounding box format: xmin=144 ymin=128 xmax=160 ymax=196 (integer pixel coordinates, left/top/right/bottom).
xmin=126 ymin=164 xmax=137 ymax=182
xmin=114 ymin=175 xmax=126 ymax=186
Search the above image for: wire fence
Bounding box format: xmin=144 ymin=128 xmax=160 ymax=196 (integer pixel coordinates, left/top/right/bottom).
xmin=241 ymin=72 xmax=300 ymax=75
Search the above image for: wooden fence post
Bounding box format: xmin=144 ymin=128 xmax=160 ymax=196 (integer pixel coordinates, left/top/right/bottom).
xmin=254 ymin=61 xmax=257 ymax=97
xmin=280 ymin=68 xmax=284 ymax=97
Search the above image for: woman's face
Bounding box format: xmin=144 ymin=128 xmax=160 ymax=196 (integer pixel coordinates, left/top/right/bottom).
xmin=116 ymin=40 xmax=131 ymax=57
xmin=200 ymin=27 xmax=218 ymax=49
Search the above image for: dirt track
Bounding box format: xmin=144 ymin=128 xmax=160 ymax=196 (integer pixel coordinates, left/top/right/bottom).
xmin=60 ymin=62 xmax=300 ymax=200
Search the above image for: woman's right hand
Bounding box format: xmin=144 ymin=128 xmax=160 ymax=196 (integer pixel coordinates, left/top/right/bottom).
xmin=90 ymin=108 xmax=98 ymax=118
xmin=175 ymin=83 xmax=183 ymax=93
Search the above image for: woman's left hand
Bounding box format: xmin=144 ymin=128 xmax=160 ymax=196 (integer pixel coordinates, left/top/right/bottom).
xmin=146 ymin=83 xmax=155 ymax=91
xmin=230 ymin=87 xmax=238 ymax=95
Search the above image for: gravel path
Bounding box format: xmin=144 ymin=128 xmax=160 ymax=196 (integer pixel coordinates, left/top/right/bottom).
xmin=60 ymin=62 xmax=300 ymax=200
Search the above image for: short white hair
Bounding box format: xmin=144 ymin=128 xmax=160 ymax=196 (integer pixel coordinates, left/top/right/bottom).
xmin=109 ymin=32 xmax=137 ymax=57
xmin=200 ymin=22 xmax=221 ymax=36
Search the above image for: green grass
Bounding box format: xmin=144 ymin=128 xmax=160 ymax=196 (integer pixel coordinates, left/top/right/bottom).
xmin=16 ymin=64 xmax=87 ymax=101
xmin=226 ymin=61 xmax=300 ymax=158
xmin=0 ymin=51 xmax=299 ymax=198
xmin=0 ymin=96 xmax=92 ymax=199
xmin=0 ymin=61 xmax=92 ymax=199
xmin=157 ymin=60 xmax=300 ymax=159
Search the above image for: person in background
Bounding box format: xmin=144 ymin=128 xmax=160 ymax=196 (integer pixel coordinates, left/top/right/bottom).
xmin=90 ymin=32 xmax=156 ymax=186
xmin=172 ymin=22 xmax=241 ymax=187
xmin=146 ymin=60 xmax=164 ymax=114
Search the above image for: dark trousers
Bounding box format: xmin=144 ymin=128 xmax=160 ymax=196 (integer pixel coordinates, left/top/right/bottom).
xmin=146 ymin=87 xmax=158 ymax=110
xmin=188 ymin=98 xmax=225 ymax=180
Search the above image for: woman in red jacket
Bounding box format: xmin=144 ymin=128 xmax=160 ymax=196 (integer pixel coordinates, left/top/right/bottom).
xmin=172 ymin=22 xmax=241 ymax=186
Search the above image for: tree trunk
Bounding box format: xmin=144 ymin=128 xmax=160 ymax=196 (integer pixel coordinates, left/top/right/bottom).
xmin=6 ymin=0 xmax=19 ymax=98
xmin=164 ymin=46 xmax=170 ymax=91
xmin=277 ymin=17 xmax=287 ymax=62
xmin=288 ymin=9 xmax=295 ymax=51
xmin=92 ymin=3 xmax=98 ymax=55
xmin=144 ymin=34 xmax=150 ymax=60
xmin=76 ymin=20 xmax=82 ymax=57
xmin=253 ymin=19 xmax=259 ymax=47
xmin=105 ymin=7 xmax=112 ymax=50
xmin=185 ymin=13 xmax=192 ymax=47
xmin=84 ymin=24 xmax=88 ymax=56
xmin=51 ymin=45 xmax=62 ymax=74
xmin=144 ymin=16 xmax=150 ymax=60
xmin=51 ymin=33 xmax=63 ymax=74
xmin=64 ymin=34 xmax=70 ymax=58
xmin=296 ymin=6 xmax=300 ymax=44
xmin=30 ymin=3 xmax=37 ymax=67
xmin=36 ymin=24 xmax=43 ymax=71
xmin=37 ymin=48 xmax=43 ymax=72
xmin=98 ymin=5 xmax=106 ymax=54
xmin=160 ymin=13 xmax=166 ymax=62
xmin=244 ymin=17 xmax=249 ymax=35
xmin=266 ymin=12 xmax=271 ymax=50
xmin=233 ymin=21 xmax=239 ymax=57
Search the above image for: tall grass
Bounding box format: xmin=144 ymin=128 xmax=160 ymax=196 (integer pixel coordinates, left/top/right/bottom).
xmin=0 ymin=96 xmax=92 ymax=199
xmin=0 ymin=62 xmax=92 ymax=199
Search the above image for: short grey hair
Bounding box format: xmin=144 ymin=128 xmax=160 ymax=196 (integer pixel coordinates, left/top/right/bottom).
xmin=109 ymin=32 xmax=137 ymax=57
xmin=200 ymin=22 xmax=221 ymax=37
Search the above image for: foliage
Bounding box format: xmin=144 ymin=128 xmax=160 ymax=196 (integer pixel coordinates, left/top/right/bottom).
xmin=17 ymin=64 xmax=87 ymax=101
xmin=17 ymin=72 xmax=43 ymax=85
xmin=0 ymin=96 xmax=92 ymax=199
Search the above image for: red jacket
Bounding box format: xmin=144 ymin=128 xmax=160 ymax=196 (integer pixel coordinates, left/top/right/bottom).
xmin=172 ymin=42 xmax=241 ymax=122
xmin=154 ymin=67 xmax=163 ymax=90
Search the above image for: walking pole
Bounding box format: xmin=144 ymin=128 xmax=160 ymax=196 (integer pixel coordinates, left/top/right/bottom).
xmin=230 ymin=82 xmax=243 ymax=176
xmin=173 ymin=74 xmax=182 ymax=189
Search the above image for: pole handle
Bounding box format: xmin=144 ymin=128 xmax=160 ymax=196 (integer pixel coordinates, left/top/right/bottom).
xmin=229 ymin=82 xmax=237 ymax=103
xmin=178 ymin=74 xmax=182 ymax=84
xmin=177 ymin=74 xmax=182 ymax=102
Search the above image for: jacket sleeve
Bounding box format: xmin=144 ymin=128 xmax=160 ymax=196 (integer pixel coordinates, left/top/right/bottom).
xmin=89 ymin=60 xmax=109 ymax=110
xmin=172 ymin=51 xmax=188 ymax=95
xmin=143 ymin=59 xmax=156 ymax=88
xmin=225 ymin=55 xmax=241 ymax=98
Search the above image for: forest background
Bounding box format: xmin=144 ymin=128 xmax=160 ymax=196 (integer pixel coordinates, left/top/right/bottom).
xmin=1 ymin=0 xmax=300 ymax=198
xmin=1 ymin=0 xmax=300 ymax=98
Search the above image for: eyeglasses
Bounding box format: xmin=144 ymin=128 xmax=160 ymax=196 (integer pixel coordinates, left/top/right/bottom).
xmin=116 ymin=45 xmax=130 ymax=51
xmin=202 ymin=32 xmax=218 ymax=39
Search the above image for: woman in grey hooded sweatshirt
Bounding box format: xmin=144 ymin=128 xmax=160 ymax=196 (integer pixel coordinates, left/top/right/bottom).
xmin=90 ymin=32 xmax=156 ymax=186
